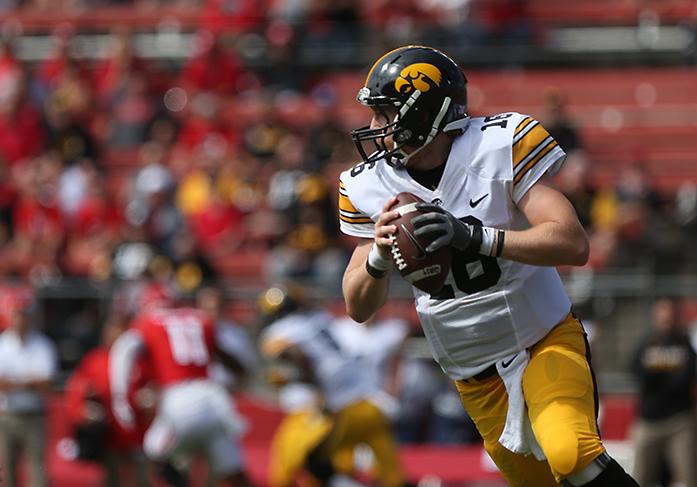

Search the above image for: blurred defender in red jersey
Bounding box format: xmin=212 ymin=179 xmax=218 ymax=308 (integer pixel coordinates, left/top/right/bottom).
xmin=64 ymin=315 xmax=154 ymax=487
xmin=109 ymin=289 xmax=254 ymax=487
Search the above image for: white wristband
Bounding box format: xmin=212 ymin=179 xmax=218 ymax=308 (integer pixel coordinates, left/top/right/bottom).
xmin=479 ymin=226 xmax=497 ymax=257
xmin=368 ymin=243 xmax=392 ymax=271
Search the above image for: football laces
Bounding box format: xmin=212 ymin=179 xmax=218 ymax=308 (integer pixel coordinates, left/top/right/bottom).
xmin=390 ymin=238 xmax=407 ymax=270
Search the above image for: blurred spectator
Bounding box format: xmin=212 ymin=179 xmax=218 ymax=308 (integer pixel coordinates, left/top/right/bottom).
xmin=361 ymin=0 xmax=424 ymax=47
xmin=107 ymin=73 xmax=156 ymax=148
xmin=0 ymin=296 xmax=58 ymax=487
xmin=10 ymin=155 xmax=64 ymax=279
xmin=611 ymin=164 xmax=662 ymax=268
xmin=630 ymin=298 xmax=697 ymax=487
xmin=556 ymin=156 xmax=594 ymax=226
xmin=266 ymin=166 xmax=343 ymax=284
xmin=0 ymin=159 xmax=16 ymax=245
xmin=175 ymin=146 xmax=246 ymax=255
xmin=675 ymin=182 xmax=697 ymax=273
xmin=162 ymin=228 xmax=218 ymax=294
xmin=0 ymin=60 xmax=44 ymax=166
xmin=111 ymin=225 xmax=156 ymax=281
xmin=41 ymin=58 xmax=96 ymax=170
xmin=242 ymin=100 xmax=286 ymax=160
xmin=179 ymin=31 xmax=245 ymax=94
xmin=126 ymin=142 xmax=182 ymax=251
xmin=542 ymin=89 xmax=582 ymax=155
xmin=0 ymin=283 xmax=34 ymax=331
xmin=420 ymin=0 xmax=485 ymax=48
xmin=35 ymin=31 xmax=85 ymax=95
xmin=93 ymin=31 xmax=149 ymax=104
xmin=475 ymin=0 xmax=536 ymax=46
xmin=299 ymin=0 xmax=362 ymax=67
xmin=177 ymin=91 xmax=239 ymax=153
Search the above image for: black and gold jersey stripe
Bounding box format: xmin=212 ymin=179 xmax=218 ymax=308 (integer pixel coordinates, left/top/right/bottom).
xmin=512 ymin=118 xmax=559 ymax=185
xmin=339 ymin=181 xmax=372 ymax=224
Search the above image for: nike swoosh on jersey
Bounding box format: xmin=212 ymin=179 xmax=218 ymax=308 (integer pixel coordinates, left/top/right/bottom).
xmin=501 ymin=353 xmax=518 ymax=368
xmin=469 ymin=194 xmax=488 ymax=208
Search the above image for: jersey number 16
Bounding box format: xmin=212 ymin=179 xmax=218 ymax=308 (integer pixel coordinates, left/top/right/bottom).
xmin=430 ymin=216 xmax=502 ymax=299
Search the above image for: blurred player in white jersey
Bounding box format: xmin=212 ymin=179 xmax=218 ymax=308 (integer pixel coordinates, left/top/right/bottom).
xmin=339 ymin=45 xmax=639 ymax=487
xmin=257 ymin=283 xmax=408 ymax=487
xmin=330 ymin=314 xmax=408 ymax=421
xmin=109 ymin=285 xmax=255 ymax=487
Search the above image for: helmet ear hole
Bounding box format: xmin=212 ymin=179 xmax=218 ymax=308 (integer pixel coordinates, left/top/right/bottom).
xmin=395 ymin=129 xmax=412 ymax=143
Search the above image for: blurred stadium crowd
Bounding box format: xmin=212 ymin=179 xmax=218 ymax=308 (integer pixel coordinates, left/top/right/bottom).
xmin=0 ymin=0 xmax=695 ymax=485
xmin=0 ymin=1 xmax=695 ymax=292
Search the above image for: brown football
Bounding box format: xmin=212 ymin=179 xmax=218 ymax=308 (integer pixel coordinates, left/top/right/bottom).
xmin=389 ymin=192 xmax=451 ymax=294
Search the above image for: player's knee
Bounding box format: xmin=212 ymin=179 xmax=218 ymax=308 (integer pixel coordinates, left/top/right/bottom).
xmin=541 ymin=430 xmax=580 ymax=477
xmin=143 ymin=425 xmax=176 ymax=462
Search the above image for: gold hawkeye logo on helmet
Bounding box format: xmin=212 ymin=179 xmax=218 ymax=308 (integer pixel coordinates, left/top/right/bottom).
xmin=395 ymin=63 xmax=442 ymax=94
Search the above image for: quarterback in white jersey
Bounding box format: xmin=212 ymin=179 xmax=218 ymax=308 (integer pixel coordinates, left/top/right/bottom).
xmin=340 ymin=111 xmax=571 ymax=379
xmin=339 ymin=45 xmax=638 ymax=487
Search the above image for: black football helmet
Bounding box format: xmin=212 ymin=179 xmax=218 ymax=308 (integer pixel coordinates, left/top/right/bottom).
xmin=257 ymin=282 xmax=308 ymax=325
xmin=351 ymin=45 xmax=469 ymax=168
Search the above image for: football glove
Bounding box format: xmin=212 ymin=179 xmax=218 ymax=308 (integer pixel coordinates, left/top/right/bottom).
xmin=412 ymin=203 xmax=482 ymax=254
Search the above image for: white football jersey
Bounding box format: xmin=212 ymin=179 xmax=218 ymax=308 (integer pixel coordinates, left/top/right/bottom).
xmin=331 ymin=316 xmax=408 ymax=390
xmin=259 ymin=310 xmax=379 ymax=411
xmin=338 ymin=112 xmax=572 ymax=380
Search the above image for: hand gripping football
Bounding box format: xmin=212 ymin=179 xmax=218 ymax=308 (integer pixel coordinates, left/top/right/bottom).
xmin=389 ymin=192 xmax=451 ymax=294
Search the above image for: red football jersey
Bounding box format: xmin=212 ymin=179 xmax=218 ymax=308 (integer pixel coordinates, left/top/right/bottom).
xmin=134 ymin=307 xmax=216 ymax=386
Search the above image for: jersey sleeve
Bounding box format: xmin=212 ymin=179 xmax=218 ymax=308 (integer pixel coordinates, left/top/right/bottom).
xmin=338 ymin=177 xmax=374 ymax=238
xmin=258 ymin=322 xmax=299 ymax=359
xmin=511 ymin=116 xmax=566 ymax=203
xmin=109 ymin=329 xmax=145 ymax=399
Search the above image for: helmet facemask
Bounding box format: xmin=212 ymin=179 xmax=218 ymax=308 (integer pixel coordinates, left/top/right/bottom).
xmin=351 ymin=87 xmax=465 ymax=169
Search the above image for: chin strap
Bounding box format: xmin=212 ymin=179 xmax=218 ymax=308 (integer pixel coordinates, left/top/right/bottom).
xmin=443 ymin=114 xmax=471 ymax=133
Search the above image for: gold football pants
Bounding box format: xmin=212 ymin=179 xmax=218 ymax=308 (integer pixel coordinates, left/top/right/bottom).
xmin=268 ymin=399 xmax=404 ymax=487
xmin=455 ymin=313 xmax=605 ymax=486
xmin=268 ymin=408 xmax=333 ymax=487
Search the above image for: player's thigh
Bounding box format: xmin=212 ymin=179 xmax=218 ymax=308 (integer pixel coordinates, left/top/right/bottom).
xmin=455 ymin=378 xmax=558 ymax=487
xmin=523 ymin=315 xmax=604 ymax=479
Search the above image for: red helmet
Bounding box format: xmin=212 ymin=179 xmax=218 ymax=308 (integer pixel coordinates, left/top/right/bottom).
xmin=138 ymin=282 xmax=177 ymax=312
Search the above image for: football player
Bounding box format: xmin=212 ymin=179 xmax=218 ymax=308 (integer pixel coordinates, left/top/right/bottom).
xmin=339 ymin=45 xmax=638 ymax=487
xmin=257 ymin=283 xmax=407 ymax=487
xmin=109 ymin=287 xmax=254 ymax=487
xmin=64 ymin=315 xmax=153 ymax=487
